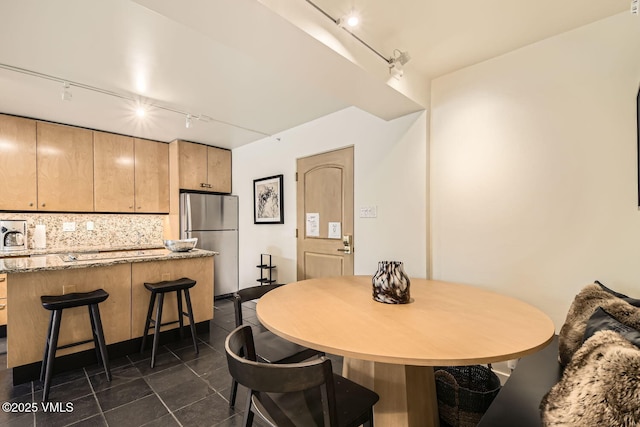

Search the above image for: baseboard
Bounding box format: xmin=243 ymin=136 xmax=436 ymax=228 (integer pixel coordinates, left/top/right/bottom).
xmin=12 ymin=321 xmax=210 ymax=386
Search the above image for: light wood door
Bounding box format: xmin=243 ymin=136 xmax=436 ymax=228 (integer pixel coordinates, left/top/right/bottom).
xmin=0 ymin=115 xmax=37 ymax=210
xmin=178 ymin=140 xmax=208 ymax=191
xmin=207 ymin=146 xmax=232 ymax=193
xmin=37 ymin=122 xmax=94 ymax=211
xmin=134 ymin=138 xmax=169 ymax=213
xmin=94 ymin=131 xmax=135 ymax=212
xmin=296 ymin=146 xmax=354 ymax=280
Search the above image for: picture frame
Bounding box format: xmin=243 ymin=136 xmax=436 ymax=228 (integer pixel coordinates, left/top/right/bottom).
xmin=254 ymin=174 xmax=284 ymax=224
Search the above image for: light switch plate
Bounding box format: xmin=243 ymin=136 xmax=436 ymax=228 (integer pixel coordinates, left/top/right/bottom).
xmin=62 ymin=222 xmax=76 ymax=232
xmin=359 ymin=206 xmax=377 ymax=218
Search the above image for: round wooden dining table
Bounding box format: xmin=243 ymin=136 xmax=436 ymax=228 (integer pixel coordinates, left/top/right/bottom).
xmin=257 ymin=276 xmax=555 ymax=427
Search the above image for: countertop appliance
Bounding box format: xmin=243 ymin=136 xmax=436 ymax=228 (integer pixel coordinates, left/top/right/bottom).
xmin=180 ymin=192 xmax=238 ymax=298
xmin=1 ymin=220 xmax=27 ymax=252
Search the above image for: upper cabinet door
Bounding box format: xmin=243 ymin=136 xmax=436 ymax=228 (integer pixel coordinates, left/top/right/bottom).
xmin=134 ymin=138 xmax=169 ymax=213
xmin=37 ymin=122 xmax=94 ymax=212
xmin=178 ymin=140 xmax=208 ymax=191
xmin=0 ymin=115 xmax=37 ymax=210
xmin=207 ymin=146 xmax=231 ymax=193
xmin=94 ymin=131 xmax=135 ymax=212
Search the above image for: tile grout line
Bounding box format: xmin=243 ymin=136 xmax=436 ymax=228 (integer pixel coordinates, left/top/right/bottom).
xmin=141 ymin=346 xmax=183 ymax=427
xmin=64 ymin=367 xmax=107 ymax=426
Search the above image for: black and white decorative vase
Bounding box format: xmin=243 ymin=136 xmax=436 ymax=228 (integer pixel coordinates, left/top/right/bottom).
xmin=372 ymin=261 xmax=411 ymax=304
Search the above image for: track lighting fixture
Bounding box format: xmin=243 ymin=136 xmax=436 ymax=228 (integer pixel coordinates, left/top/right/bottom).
xmin=303 ymin=0 xmax=410 ymax=78
xmin=388 ymin=49 xmax=411 ymax=80
xmin=61 ymin=82 xmax=72 ymax=101
xmin=185 ymin=114 xmax=192 ymax=128
xmin=632 ymin=0 xmax=638 ymax=15
xmin=0 ymin=62 xmax=272 ymax=137
xmin=337 ymin=10 xmax=359 ymax=29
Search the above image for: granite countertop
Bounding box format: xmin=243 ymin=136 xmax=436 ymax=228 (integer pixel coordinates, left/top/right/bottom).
xmin=0 ymin=248 xmax=218 ymax=274
xmin=0 ymin=243 xmax=168 ymax=258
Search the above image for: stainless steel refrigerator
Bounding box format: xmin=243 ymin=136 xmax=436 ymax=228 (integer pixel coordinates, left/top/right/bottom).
xmin=180 ymin=192 xmax=239 ymax=298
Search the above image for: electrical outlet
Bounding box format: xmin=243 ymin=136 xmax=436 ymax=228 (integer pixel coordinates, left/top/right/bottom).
xmin=86 ymin=221 xmax=94 ymax=231
xmin=62 ymin=222 xmax=76 ymax=232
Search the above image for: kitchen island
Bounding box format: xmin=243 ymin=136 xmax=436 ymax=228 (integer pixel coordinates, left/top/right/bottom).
xmin=0 ymin=248 xmax=215 ymax=379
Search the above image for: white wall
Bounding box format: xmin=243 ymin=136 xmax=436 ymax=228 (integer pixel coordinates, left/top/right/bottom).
xmin=431 ymin=12 xmax=640 ymax=329
xmin=233 ymin=106 xmax=428 ymax=288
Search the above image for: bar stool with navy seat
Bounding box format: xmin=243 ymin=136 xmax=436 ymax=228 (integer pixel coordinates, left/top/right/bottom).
xmin=40 ymin=288 xmax=111 ymax=402
xmin=140 ymin=277 xmax=198 ymax=368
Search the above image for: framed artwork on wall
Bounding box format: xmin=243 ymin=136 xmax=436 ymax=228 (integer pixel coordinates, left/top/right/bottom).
xmin=254 ymin=174 xmax=284 ymax=224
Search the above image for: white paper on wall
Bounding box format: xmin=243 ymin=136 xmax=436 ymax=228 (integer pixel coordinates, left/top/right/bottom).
xmin=306 ymin=213 xmax=320 ymax=237
xmin=328 ymin=222 xmax=341 ymax=239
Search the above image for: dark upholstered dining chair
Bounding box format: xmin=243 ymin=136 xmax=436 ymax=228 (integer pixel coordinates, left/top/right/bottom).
xmin=228 ymin=284 xmax=324 ymax=407
xmin=225 ymin=325 xmax=379 ymax=427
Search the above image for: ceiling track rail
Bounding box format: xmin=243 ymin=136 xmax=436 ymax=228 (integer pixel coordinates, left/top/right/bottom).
xmin=0 ymin=62 xmax=271 ymax=137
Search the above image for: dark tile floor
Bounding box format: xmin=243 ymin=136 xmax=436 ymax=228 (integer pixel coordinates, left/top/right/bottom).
xmin=0 ymin=298 xmax=343 ymax=427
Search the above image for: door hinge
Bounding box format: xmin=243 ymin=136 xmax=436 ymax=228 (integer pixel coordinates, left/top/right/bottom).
xmin=295 ymin=229 xmax=298 ymax=238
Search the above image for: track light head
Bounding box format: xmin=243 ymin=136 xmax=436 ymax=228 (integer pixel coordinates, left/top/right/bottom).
xmin=337 ymin=11 xmax=359 ymax=29
xmin=185 ymin=114 xmax=192 ymax=129
xmin=389 ymin=50 xmax=411 ymax=79
xmin=61 ymin=82 xmax=72 ymax=101
xmin=393 ymin=50 xmax=411 ymax=66
xmin=632 ymin=0 xmax=638 ymax=14
xmin=389 ymin=60 xmax=404 ymax=80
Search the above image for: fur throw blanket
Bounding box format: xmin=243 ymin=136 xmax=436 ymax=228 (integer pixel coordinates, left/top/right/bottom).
xmin=558 ymin=283 xmax=640 ymax=366
xmin=541 ymin=330 xmax=640 ymax=426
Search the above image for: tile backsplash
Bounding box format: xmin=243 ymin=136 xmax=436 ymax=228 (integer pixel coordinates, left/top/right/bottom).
xmin=0 ymin=213 xmax=164 ymax=250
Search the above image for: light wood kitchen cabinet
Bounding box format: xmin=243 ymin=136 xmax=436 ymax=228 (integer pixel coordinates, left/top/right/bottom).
xmin=6 ymin=255 xmax=214 ymax=368
xmin=207 ymin=146 xmax=232 ymax=193
xmin=37 ymin=122 xmax=94 ymax=211
xmin=7 ymin=264 xmax=132 ymax=367
xmin=93 ymin=134 xmax=169 ymax=213
xmin=131 ymin=256 xmax=213 ymax=338
xmin=0 ymin=114 xmax=37 ymax=211
xmin=134 ymin=138 xmax=169 ymax=213
xmin=94 ymin=131 xmax=135 ymax=212
xmin=0 ymin=114 xmax=170 ymax=212
xmin=177 ymin=140 xmax=231 ymax=193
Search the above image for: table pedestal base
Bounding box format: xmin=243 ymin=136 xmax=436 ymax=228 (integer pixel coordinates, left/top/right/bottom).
xmin=343 ymin=358 xmax=440 ymax=427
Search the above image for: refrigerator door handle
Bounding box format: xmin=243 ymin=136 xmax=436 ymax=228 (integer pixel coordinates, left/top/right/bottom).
xmin=180 ymin=193 xmax=192 ymax=239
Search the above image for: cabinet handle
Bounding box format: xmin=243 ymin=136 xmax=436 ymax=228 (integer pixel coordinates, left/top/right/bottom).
xmin=41 ymin=203 xmax=46 ymax=207
xmin=29 ymin=202 xmax=34 ymax=207
xmin=0 ymin=304 xmax=5 ymax=310
xmin=0 ymin=277 xmax=5 ymax=282
xmin=200 ymin=183 xmax=207 ymax=188
xmin=207 ymin=183 xmax=212 ymax=188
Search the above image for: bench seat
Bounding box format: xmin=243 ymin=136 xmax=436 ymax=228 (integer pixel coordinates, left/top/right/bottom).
xmin=478 ymin=336 xmax=562 ymax=427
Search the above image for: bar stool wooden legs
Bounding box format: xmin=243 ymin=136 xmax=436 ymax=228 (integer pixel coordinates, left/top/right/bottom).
xmin=40 ymin=289 xmax=111 ymax=402
xmin=140 ymin=277 xmax=198 ymax=368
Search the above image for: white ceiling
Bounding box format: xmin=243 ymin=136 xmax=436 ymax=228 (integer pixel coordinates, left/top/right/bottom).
xmin=0 ymin=0 xmax=631 ymax=149
xmin=311 ymin=0 xmax=630 ymax=78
